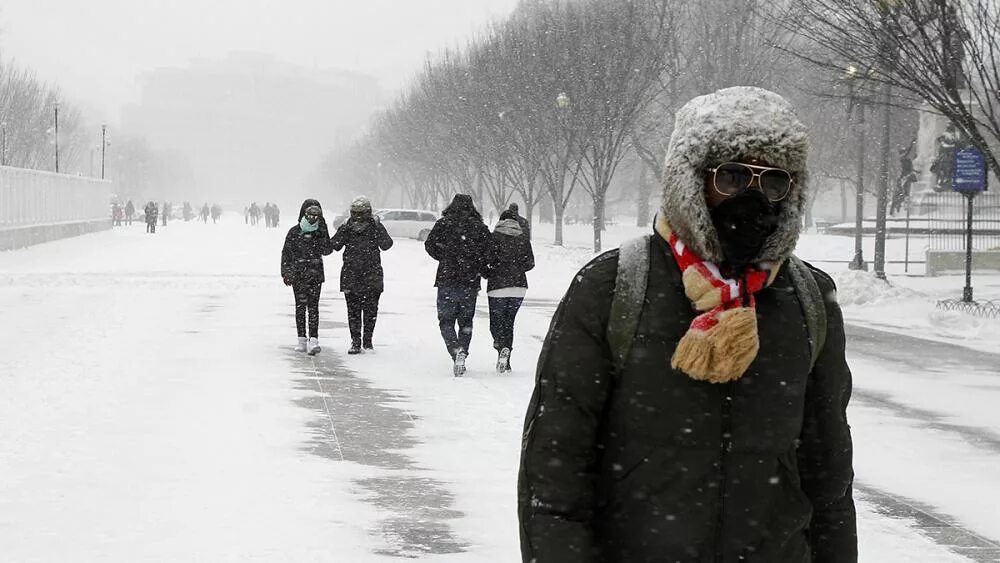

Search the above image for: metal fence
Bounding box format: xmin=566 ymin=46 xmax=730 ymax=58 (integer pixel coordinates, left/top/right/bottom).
xmin=0 ymin=166 xmax=112 ymax=229
xmin=928 ymin=192 xmax=1000 ymax=251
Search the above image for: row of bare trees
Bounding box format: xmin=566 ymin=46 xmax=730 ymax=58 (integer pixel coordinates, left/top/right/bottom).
xmin=0 ymin=53 xmax=196 ymax=203
xmin=321 ymin=0 xmax=997 ymax=258
xmin=0 ymin=56 xmax=91 ymax=173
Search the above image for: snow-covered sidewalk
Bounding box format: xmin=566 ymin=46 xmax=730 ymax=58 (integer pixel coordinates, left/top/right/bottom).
xmin=1 ymin=219 xmax=998 ymax=561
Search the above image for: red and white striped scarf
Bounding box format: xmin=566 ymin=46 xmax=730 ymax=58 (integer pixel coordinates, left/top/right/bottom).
xmin=656 ymin=217 xmax=779 ymax=383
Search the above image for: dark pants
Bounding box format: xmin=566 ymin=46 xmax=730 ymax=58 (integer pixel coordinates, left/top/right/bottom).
xmin=437 ymin=287 xmax=478 ymax=358
xmin=345 ymin=291 xmax=380 ymax=344
xmin=488 ymin=297 xmax=524 ymax=351
xmin=293 ymin=282 xmax=322 ymax=338
xmin=146 ymin=220 xmax=156 ymax=234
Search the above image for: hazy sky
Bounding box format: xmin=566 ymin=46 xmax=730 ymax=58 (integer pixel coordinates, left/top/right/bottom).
xmin=0 ymin=0 xmax=520 ymax=121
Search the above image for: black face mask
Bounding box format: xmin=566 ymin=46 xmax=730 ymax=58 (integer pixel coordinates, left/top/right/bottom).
xmin=709 ymin=189 xmax=781 ymax=268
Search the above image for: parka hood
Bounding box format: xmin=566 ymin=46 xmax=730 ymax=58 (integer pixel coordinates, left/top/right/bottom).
xmin=443 ymin=194 xmax=483 ymax=223
xmin=660 ymin=87 xmax=810 ymax=264
xmin=298 ymin=198 xmax=323 ymax=221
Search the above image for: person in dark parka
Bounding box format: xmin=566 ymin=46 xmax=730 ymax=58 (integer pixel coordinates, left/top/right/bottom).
xmin=143 ymin=201 xmax=158 ymax=234
xmin=518 ymin=87 xmax=856 ymax=563
xmin=424 ymin=194 xmax=491 ymax=376
xmin=483 ymin=210 xmax=534 ymax=374
xmin=281 ymin=198 xmax=334 ymax=355
xmin=125 ymin=200 xmax=135 ymax=225
xmin=331 ymin=196 xmax=393 ymax=354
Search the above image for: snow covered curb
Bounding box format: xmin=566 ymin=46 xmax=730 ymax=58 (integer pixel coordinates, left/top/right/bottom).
xmin=833 ymin=270 xmax=1000 ymax=353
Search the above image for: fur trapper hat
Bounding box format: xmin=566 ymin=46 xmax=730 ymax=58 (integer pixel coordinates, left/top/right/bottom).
xmin=660 ymin=87 xmax=810 ymax=264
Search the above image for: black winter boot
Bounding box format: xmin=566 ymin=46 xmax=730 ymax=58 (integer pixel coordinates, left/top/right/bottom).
xmin=348 ymin=339 xmax=362 ymax=355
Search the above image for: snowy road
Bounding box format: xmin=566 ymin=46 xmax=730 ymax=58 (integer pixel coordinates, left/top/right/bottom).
xmin=1 ymin=218 xmax=999 ymax=562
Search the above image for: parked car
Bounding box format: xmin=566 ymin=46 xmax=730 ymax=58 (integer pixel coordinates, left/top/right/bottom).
xmin=375 ymin=209 xmax=439 ymax=240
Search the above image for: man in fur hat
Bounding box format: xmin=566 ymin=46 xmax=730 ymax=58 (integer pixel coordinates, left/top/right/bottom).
xmin=518 ymin=87 xmax=856 ymax=563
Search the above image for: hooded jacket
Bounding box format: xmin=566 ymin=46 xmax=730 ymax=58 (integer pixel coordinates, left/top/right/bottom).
xmin=280 ymin=199 xmax=333 ymax=285
xmin=518 ymin=88 xmax=856 ymax=563
xmin=424 ymin=195 xmax=491 ymax=288
xmin=484 ymin=217 xmax=535 ymax=293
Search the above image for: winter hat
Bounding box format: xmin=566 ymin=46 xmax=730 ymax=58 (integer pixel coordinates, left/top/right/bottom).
xmin=351 ymin=196 xmax=372 ymax=213
xmin=494 ymin=218 xmax=523 ymax=237
xmin=660 ymin=87 xmax=810 ymax=265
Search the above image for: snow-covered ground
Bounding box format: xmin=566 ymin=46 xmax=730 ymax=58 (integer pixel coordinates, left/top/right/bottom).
xmin=1 ymin=216 xmax=997 ymax=561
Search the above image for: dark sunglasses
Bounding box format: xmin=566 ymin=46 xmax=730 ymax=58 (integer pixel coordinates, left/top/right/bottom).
xmin=705 ymin=162 xmax=793 ymax=202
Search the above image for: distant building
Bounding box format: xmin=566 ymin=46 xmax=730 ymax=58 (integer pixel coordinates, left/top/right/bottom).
xmin=122 ymin=52 xmax=384 ymax=203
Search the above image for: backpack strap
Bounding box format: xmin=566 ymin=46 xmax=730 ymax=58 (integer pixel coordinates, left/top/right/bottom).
xmin=786 ymin=255 xmax=828 ymax=369
xmin=608 ymin=235 xmax=652 ymax=374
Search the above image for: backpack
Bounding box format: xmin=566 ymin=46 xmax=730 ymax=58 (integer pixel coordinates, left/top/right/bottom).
xmin=607 ymin=235 xmax=828 ymax=374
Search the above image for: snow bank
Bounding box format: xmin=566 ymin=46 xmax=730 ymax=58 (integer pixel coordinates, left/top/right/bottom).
xmin=832 ymin=270 xmax=923 ymax=306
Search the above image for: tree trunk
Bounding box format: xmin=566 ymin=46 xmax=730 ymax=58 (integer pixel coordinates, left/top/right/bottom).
xmin=554 ymin=205 xmax=565 ymax=247
xmin=841 ymin=180 xmax=848 ymax=223
xmin=525 ymin=201 xmax=535 ymax=241
xmin=539 ymin=194 xmax=554 ymax=223
xmin=592 ymin=196 xmax=605 ymax=253
xmin=637 ymin=163 xmax=652 ymax=227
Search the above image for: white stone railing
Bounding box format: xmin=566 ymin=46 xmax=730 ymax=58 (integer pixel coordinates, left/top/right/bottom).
xmin=0 ymin=166 xmax=112 ymax=229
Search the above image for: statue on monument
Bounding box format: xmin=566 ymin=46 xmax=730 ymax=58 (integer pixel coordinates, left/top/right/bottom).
xmin=892 ymin=137 xmax=918 ymax=215
xmin=930 ymin=124 xmax=962 ymax=192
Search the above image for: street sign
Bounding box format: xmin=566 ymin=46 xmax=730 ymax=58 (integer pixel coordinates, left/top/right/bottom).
xmin=952 ymin=147 xmax=988 ymax=192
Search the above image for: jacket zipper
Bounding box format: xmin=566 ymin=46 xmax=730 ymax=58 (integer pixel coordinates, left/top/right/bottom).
xmin=714 ymin=381 xmax=736 ymax=563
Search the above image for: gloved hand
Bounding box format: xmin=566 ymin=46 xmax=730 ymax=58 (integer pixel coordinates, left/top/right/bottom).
xmin=283 ymin=276 xmax=293 ymax=287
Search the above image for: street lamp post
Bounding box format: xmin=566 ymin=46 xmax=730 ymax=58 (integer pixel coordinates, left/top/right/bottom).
xmin=54 ymin=102 xmax=60 ymax=173
xmin=101 ymin=124 xmax=108 ymax=179
xmin=1 ymin=122 xmax=7 ymax=166
xmin=845 ymin=66 xmax=869 ymax=271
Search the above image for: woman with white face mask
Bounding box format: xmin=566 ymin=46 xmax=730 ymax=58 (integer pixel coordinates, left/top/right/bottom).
xmin=280 ymin=198 xmax=334 ymax=355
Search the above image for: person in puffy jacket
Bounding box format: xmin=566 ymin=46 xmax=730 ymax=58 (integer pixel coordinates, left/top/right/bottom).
xmin=331 ymin=196 xmax=393 ymax=354
xmin=281 ymin=198 xmax=334 ymax=355
xmin=518 ymin=87 xmax=856 ymax=563
xmin=483 ymin=210 xmax=534 ymax=374
xmin=424 ymin=194 xmax=491 ymax=376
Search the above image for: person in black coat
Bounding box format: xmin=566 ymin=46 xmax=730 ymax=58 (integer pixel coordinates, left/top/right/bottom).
xmin=331 ymin=196 xmax=393 ymax=354
xmin=518 ymin=88 xmax=856 ymax=563
xmin=483 ymin=210 xmax=534 ymax=373
xmin=125 ymin=200 xmax=135 ymax=225
xmin=143 ymin=201 xmax=158 ymax=234
xmin=424 ymin=194 xmax=491 ymax=376
xmin=281 ymin=198 xmax=334 ymax=355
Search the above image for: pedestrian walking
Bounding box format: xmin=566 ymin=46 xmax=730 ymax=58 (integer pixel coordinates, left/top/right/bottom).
xmin=125 ymin=200 xmax=135 ymax=226
xmin=518 ymin=87 xmax=856 ymax=563
xmin=112 ymin=202 xmax=123 ymax=227
xmin=161 ymin=202 xmax=170 ymax=227
xmin=200 ymin=203 xmax=210 ymax=223
xmin=331 ymin=196 xmax=393 ymax=354
xmin=424 ymin=194 xmax=491 ymax=376
xmin=483 ymin=210 xmax=534 ymax=374
xmin=281 ymin=199 xmax=334 ymax=355
xmin=210 ymin=204 xmax=222 ymax=224
xmin=143 ymin=201 xmax=158 ymax=234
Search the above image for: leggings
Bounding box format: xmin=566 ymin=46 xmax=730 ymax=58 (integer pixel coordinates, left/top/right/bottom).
xmin=293 ymin=282 xmax=322 ymax=338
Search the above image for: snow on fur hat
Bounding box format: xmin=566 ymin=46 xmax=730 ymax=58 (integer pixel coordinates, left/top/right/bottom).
xmin=350 ymin=196 xmax=372 ymax=213
xmin=660 ymin=86 xmax=810 ymax=265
